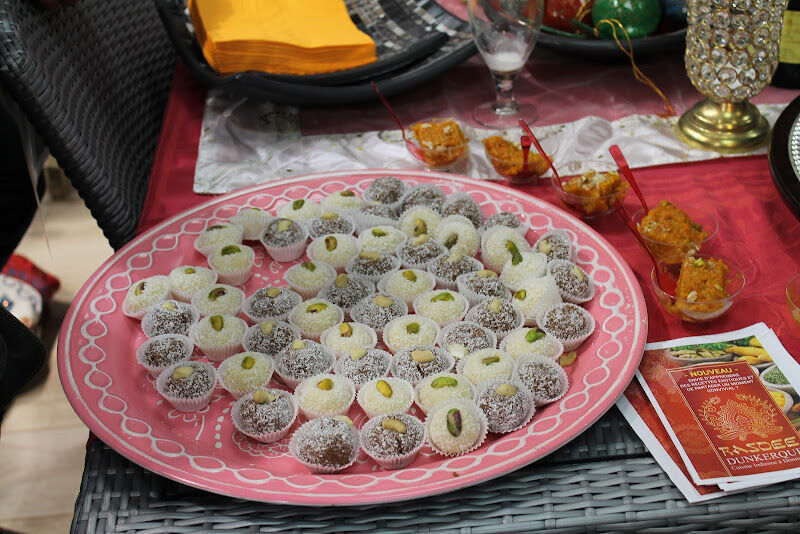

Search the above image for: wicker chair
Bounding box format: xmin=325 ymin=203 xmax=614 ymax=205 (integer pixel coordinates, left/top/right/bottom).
xmin=0 ymin=0 xmax=176 ymax=250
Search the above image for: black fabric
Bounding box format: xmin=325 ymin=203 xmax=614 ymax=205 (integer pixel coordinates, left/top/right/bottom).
xmin=0 ymin=306 xmax=46 ymax=422
xmin=0 ymin=0 xmax=176 ymax=250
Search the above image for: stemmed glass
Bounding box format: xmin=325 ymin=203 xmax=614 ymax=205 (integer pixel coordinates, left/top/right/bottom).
xmin=467 ymin=0 xmax=543 ymax=129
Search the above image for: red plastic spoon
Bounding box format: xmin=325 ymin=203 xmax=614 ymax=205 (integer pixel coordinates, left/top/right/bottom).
xmin=615 ymin=200 xmax=676 ymax=294
xmin=521 ymin=135 xmax=531 ymax=172
xmin=519 ymin=119 xmax=562 ymax=189
xmin=371 ymin=81 xmax=423 ymax=160
xmin=608 ymin=144 xmax=649 ymax=213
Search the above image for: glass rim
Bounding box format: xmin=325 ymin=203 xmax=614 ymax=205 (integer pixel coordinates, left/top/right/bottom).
xmin=786 ymin=273 xmax=800 ymax=308
xmin=549 ymin=172 xmax=628 ymax=201
xmin=632 ymin=203 xmax=719 ymax=247
xmin=405 ymin=117 xmax=472 ymax=150
xmin=650 ymin=253 xmax=746 ymax=305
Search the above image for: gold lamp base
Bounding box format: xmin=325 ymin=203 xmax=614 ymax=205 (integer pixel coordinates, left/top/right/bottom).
xmin=676 ymin=99 xmax=770 ymax=154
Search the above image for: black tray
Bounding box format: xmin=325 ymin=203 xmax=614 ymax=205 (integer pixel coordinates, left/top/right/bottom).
xmin=768 ymin=94 xmax=800 ymax=222
xmin=155 ymin=0 xmax=477 ymax=106
xmin=538 ymin=28 xmax=686 ymax=62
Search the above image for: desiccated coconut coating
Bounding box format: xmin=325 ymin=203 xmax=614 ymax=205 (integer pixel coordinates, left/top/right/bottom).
xmin=294 ymin=417 xmax=358 ymax=468
xmin=442 ymin=193 xmax=483 ymax=229
xmin=218 ymin=352 xmax=273 ymax=393
xmin=361 ymin=413 xmax=424 ymax=457
xmin=460 ymin=349 xmax=515 ymax=385
xmin=276 ymin=198 xmax=321 ymax=223
xmin=426 ymin=399 xmax=483 ymax=455
xmin=296 ymin=374 xmax=354 ymax=417
xmin=364 ymin=176 xmax=407 ymax=205
xmin=243 ymin=320 xmax=297 ymax=356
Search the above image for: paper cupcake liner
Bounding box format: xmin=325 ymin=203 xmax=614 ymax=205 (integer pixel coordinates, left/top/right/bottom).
xmin=473 ymin=378 xmax=536 ymax=434
xmin=140 ymin=301 xmax=200 ymax=338
xmin=136 ymin=334 xmax=194 ymax=376
xmin=274 ymin=344 xmax=335 ymax=390
xmin=390 ymin=346 xmax=456 ymax=387
xmin=436 ymin=320 xmax=498 ymax=355
xmin=427 ymin=256 xmax=484 ymax=291
xmin=190 ymin=285 xmax=246 ymax=317
xmin=359 ymin=414 xmax=425 ymax=470
xmin=513 ymin=354 xmax=570 ymax=407
xmin=156 ymin=361 xmax=217 ymax=412
xmin=242 ymin=320 xmax=301 ymax=356
xmin=411 ymin=290 xmax=469 ymax=327
xmin=230 ymin=210 xmax=272 ymax=241
xmin=284 ymin=262 xmax=337 ymax=299
xmin=455 ymin=273 xmax=512 ymax=308
xmin=190 ymin=316 xmax=248 ymax=362
xmin=536 ymin=303 xmax=595 ymax=352
xmin=455 ymin=349 xmax=516 ymax=387
xmin=382 ymin=315 xmax=441 ymax=354
xmin=349 ymin=293 xmax=409 ymax=338
xmin=424 ymin=399 xmax=489 ymax=457
xmin=287 ymin=301 xmax=345 ymax=342
xmin=546 ymin=259 xmax=596 ymax=305
xmin=122 ymin=275 xmax=170 ymax=320
xmin=533 ymin=229 xmax=575 ymax=262
xmin=308 ymin=212 xmax=357 ymax=239
xmin=356 ymin=377 xmax=415 ymax=419
xmin=295 ymin=374 xmax=356 ymax=419
xmin=319 ymin=322 xmax=379 ymax=358
xmin=193 ymin=223 xmax=244 ymax=256
xmin=333 ymin=348 xmax=392 ymax=388
xmin=344 ymin=253 xmax=402 ymax=285
xmin=288 ymin=418 xmax=361 ymax=474
xmin=307 ymin=234 xmax=360 ymax=272
xmin=499 ymin=328 xmax=565 ymax=361
xmin=217 ymin=353 xmax=275 ymax=399
xmin=231 ymin=389 xmax=298 ymax=443
xmin=413 ymin=372 xmax=475 ymax=415
xmin=169 ymin=269 xmax=219 ymax=303
xmin=261 ymin=222 xmax=309 ymax=263
xmin=242 ymin=288 xmax=302 ymax=323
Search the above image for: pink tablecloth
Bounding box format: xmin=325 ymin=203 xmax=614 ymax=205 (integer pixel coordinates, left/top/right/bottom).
xmin=140 ymin=59 xmax=800 ymax=358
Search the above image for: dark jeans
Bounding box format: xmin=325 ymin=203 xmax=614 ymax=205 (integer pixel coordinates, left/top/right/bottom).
xmin=0 ymin=98 xmax=47 ymax=422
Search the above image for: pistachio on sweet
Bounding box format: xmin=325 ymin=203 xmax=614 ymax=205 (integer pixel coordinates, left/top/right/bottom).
xmin=277 ymin=219 xmax=293 ymax=232
xmin=525 ymin=328 xmax=545 ymax=343
xmin=560 ymin=351 xmax=578 ymax=367
xmin=241 ymin=355 xmax=256 ymax=369
xmin=488 ymin=298 xmax=502 ymax=313
xmin=291 ymin=199 xmax=305 ymax=210
xmin=253 ymin=389 xmax=276 ymax=404
xmin=317 ymin=378 xmax=334 ymax=390
xmin=446 ymin=343 xmax=467 ymax=359
xmin=349 ymin=348 xmax=366 ymax=360
xmin=301 ymin=261 xmax=316 ymax=272
xmin=373 ymin=295 xmax=393 ymax=307
xmin=402 ymin=270 xmax=417 ymax=282
xmin=260 ymin=321 xmax=275 ymax=335
xmin=209 ymin=315 xmax=224 ymax=331
xmin=359 ymin=251 xmax=379 ymax=260
xmin=431 ymin=376 xmax=458 ymax=388
xmin=513 ymin=289 xmax=526 ymax=301
xmin=376 ymin=379 xmax=393 ymax=398
xmin=306 ymin=302 xmax=328 ymax=313
xmin=495 ymin=383 xmax=517 ymax=396
xmin=413 ymin=219 xmax=427 ymax=236
xmin=406 ymin=322 xmax=420 ymax=334
xmin=371 ymin=228 xmax=388 ymax=237
xmin=411 ymin=349 xmax=435 ymax=363
xmin=208 ymin=287 xmax=227 ymax=301
xmin=291 ymin=339 xmax=306 ymax=350
xmin=572 ymin=265 xmax=585 ymax=281
xmin=443 ymin=234 xmax=458 ymax=249
xmin=475 ymin=270 xmax=497 ymax=278
xmin=220 ymin=244 xmax=241 ymax=256
xmin=320 ymin=211 xmax=339 ymax=220
xmin=324 ymin=236 xmax=338 ymax=251
xmin=481 ymin=355 xmax=501 ymax=365
xmin=334 ymin=415 xmax=354 ymax=426
xmin=134 ymin=281 xmax=146 ymax=296
xmin=339 ymin=323 xmax=353 ymax=338
xmin=412 ymin=234 xmax=429 ymax=246
xmin=265 ymin=287 xmax=282 ymax=298
xmin=431 ymin=292 xmax=454 ymax=302
xmin=171 ymin=365 xmax=194 ymax=380
xmin=447 ymin=251 xmax=463 ymax=263
xmin=206 ymin=224 xmax=226 ymax=231
xmin=381 ymin=418 xmax=407 ymax=434
xmin=446 ymin=408 xmax=462 ymax=437
xmin=694 ymin=257 xmax=706 ymax=267
xmin=161 ymin=301 xmax=177 ymax=311
xmin=340 ymin=190 xmax=356 ymax=197
xmin=184 ymin=267 xmax=196 ymax=274
xmin=537 ymin=239 xmax=553 ymax=254
xmin=333 ymin=273 xmax=349 ymax=288
xmin=505 ymin=240 xmax=523 ymax=265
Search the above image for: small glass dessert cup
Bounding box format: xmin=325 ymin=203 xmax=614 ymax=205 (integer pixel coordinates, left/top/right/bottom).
xmin=651 ymin=254 xmax=745 ymax=323
xmin=482 ymin=130 xmax=555 ymax=184
xmin=632 ymin=204 xmax=719 ymax=268
xmin=404 ymin=118 xmax=471 ymax=171
xmin=786 ymin=274 xmax=800 ymax=328
xmin=551 ymin=166 xmax=629 ymax=219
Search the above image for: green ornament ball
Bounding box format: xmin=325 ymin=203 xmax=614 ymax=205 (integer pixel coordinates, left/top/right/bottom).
xmin=592 ymin=0 xmax=662 ymax=39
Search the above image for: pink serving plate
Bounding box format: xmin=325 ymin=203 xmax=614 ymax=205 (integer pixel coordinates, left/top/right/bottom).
xmin=58 ymin=170 xmax=647 ymax=505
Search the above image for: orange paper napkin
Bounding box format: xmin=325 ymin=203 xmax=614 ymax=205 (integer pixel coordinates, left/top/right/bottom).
xmin=189 ymin=0 xmax=377 ymax=76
